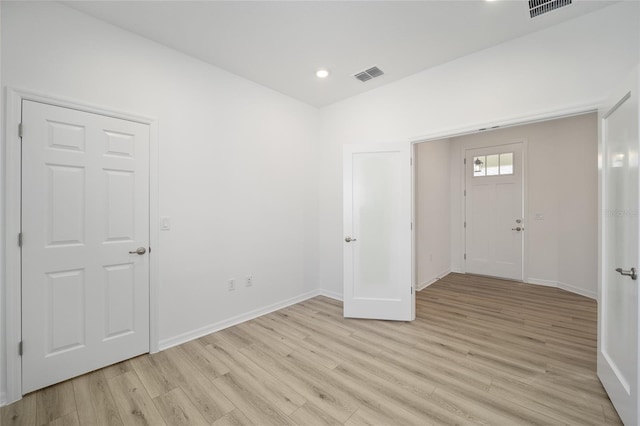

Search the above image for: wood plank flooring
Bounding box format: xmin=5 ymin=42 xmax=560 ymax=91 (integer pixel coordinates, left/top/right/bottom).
xmin=2 ymin=273 xmax=622 ymax=425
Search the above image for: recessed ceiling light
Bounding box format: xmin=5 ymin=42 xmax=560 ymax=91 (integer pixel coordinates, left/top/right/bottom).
xmin=316 ymin=68 xmax=330 ymax=79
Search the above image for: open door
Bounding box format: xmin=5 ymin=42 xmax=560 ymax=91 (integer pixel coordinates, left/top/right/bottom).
xmin=598 ymin=67 xmax=640 ymax=425
xmin=343 ymin=143 xmax=414 ymax=321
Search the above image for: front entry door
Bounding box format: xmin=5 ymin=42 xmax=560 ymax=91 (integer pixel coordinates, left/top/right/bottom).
xmin=343 ymin=143 xmax=413 ymax=321
xmin=598 ymin=68 xmax=640 ymax=426
xmin=465 ymin=143 xmax=524 ymax=280
xmin=21 ymin=100 xmax=150 ymax=393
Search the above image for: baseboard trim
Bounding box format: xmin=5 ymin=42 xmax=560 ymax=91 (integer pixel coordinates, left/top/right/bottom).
xmin=557 ymin=281 xmax=597 ymax=300
xmin=526 ymin=278 xmax=557 ymax=288
xmin=527 ymin=278 xmax=596 ymax=300
xmin=417 ymin=269 xmax=452 ymax=291
xmin=158 ymin=289 xmax=322 ymax=351
xmin=319 ymin=289 xmax=343 ymax=301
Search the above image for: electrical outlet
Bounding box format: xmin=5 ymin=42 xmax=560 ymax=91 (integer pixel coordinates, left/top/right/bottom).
xmin=246 ymin=275 xmax=253 ymax=287
xmin=228 ymin=279 xmax=235 ymax=291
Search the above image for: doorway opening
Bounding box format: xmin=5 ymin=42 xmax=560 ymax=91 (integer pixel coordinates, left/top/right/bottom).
xmin=413 ymin=112 xmax=598 ymax=298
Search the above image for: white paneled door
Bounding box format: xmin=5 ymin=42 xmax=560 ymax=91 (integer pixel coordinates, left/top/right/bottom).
xmin=21 ymin=100 xmax=150 ymax=393
xmin=343 ymin=144 xmax=414 ymax=321
xmin=598 ymin=68 xmax=640 ymax=426
xmin=465 ymin=143 xmax=524 ymax=280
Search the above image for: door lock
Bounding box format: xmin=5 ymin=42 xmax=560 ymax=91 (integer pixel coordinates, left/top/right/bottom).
xmin=129 ymin=247 xmax=147 ymax=255
xmin=616 ymin=267 xmax=637 ymax=280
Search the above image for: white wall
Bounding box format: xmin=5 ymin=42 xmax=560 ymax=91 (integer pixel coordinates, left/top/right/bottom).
xmin=448 ymin=113 xmax=598 ymax=297
xmin=415 ymin=139 xmax=451 ymax=289
xmin=1 ymin=1 xmax=319 ymax=402
xmin=318 ymin=2 xmax=639 ymax=297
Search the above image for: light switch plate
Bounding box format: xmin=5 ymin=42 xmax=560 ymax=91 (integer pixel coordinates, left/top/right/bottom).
xmin=160 ymin=217 xmax=171 ymax=230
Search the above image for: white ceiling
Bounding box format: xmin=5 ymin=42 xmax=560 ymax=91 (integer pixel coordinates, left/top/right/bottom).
xmin=64 ymin=1 xmax=616 ymax=108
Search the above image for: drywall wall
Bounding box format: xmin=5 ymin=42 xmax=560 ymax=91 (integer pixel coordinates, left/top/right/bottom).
xmin=318 ymin=2 xmax=639 ymax=298
xmin=415 ymin=139 xmax=451 ymax=288
xmin=1 ymin=1 xmax=319 ymax=402
xmin=448 ymin=113 xmax=598 ymax=297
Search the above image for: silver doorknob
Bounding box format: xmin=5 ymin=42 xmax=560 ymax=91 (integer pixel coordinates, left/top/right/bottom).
xmin=129 ymin=247 xmax=147 ymax=255
xmin=616 ymin=267 xmax=637 ymax=280
xmin=345 ymin=236 xmax=357 ymax=243
xmin=511 ymin=227 xmax=523 ymax=231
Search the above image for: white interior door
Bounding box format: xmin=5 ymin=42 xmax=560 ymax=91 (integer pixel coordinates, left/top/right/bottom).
xmin=343 ymin=143 xmax=413 ymax=321
xmin=21 ymin=100 xmax=150 ymax=393
xmin=598 ymin=68 xmax=640 ymax=426
xmin=465 ymin=143 xmax=524 ymax=280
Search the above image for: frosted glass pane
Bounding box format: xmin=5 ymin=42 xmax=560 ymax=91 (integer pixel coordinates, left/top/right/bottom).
xmin=486 ymin=154 xmax=499 ymax=176
xmin=473 ymin=156 xmax=485 ymax=177
xmin=500 ymin=152 xmax=513 ymax=175
xmin=352 ymin=152 xmax=402 ymax=299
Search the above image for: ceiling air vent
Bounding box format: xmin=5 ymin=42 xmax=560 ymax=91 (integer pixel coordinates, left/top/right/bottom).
xmin=529 ymin=0 xmax=571 ymax=18
xmin=354 ymin=66 xmax=384 ymax=83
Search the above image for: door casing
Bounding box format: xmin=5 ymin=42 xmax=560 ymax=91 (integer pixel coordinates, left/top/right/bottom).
xmin=3 ymin=88 xmax=160 ymax=404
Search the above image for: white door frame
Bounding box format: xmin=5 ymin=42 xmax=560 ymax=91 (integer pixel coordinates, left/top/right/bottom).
xmin=462 ymin=140 xmax=528 ymax=281
xmin=4 ymin=88 xmax=160 ymax=404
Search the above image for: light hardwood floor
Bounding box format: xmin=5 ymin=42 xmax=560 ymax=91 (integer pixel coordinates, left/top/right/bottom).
xmin=1 ymin=273 xmax=622 ymax=425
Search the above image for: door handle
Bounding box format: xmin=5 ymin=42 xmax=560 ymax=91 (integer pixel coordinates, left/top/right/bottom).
xmin=129 ymin=247 xmax=147 ymax=255
xmin=345 ymin=236 xmax=357 ymax=243
xmin=511 ymin=227 xmax=523 ymax=231
xmin=616 ymin=267 xmax=637 ymax=280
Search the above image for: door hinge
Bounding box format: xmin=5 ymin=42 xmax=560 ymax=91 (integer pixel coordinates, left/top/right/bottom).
xmin=464 ymin=190 xmax=466 ymax=196
xmin=149 ymin=247 xmax=152 ymax=253
xmin=464 ymin=158 xmax=466 ymax=165
xmin=18 ymin=123 xmax=23 ymax=138
xmin=19 ymin=341 xmax=23 ymax=356
xmin=410 ymin=157 xmax=413 ymax=166
xmin=464 ymin=253 xmax=467 ymax=260
xmin=464 ymin=221 xmax=466 ymax=228
xmin=18 ymin=232 xmax=23 ymax=247
xmin=410 ymin=222 xmax=413 ymax=230
xmin=411 ymin=287 xmax=413 ymax=294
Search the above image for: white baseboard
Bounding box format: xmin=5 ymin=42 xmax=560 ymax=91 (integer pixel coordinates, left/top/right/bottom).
xmin=450 ymin=267 xmax=464 ymax=274
xmin=557 ymin=281 xmax=597 ymax=300
xmin=417 ymin=268 xmax=452 ymax=291
xmin=526 ymin=278 xmax=557 ymax=288
xmin=319 ymin=289 xmax=343 ymax=301
xmin=158 ymin=289 xmax=322 ymax=351
xmin=527 ymin=278 xmax=596 ymax=300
